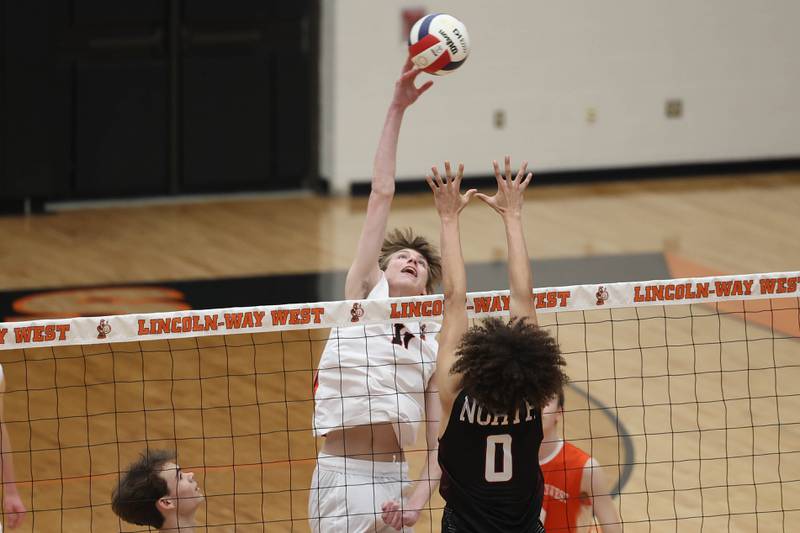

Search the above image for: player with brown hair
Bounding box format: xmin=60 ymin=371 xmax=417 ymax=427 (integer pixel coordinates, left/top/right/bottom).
xmin=309 ymin=58 xmax=443 ymax=533
xmin=111 ymin=450 xmax=203 ymax=532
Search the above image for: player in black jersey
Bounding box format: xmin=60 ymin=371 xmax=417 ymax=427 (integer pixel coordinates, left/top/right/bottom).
xmin=427 ymin=156 xmax=566 ymax=532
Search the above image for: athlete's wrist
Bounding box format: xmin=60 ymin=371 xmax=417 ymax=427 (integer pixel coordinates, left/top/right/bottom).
xmin=405 ymin=486 xmax=430 ymax=511
xmin=388 ymin=101 xmax=409 ymax=114
xmin=502 ymin=211 xmax=523 ymax=224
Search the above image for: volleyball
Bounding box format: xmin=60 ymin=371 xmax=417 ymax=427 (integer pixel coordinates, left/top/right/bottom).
xmin=408 ymin=13 xmax=470 ymax=75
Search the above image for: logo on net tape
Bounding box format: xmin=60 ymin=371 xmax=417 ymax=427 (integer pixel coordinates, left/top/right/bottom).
xmin=350 ymin=303 xmax=365 ymax=323
xmin=97 ymin=319 xmax=112 ymax=339
xmin=595 ymin=286 xmax=609 ymax=306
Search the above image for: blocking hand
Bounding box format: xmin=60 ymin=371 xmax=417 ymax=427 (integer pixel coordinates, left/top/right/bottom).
xmin=426 ymin=161 xmax=477 ymax=219
xmin=476 ymin=155 xmax=533 ymax=219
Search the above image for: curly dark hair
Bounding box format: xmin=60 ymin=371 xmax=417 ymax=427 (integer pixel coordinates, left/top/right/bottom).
xmin=379 ymin=228 xmax=442 ymax=294
xmin=451 ymin=317 xmax=568 ymax=416
xmin=111 ymin=449 xmax=174 ymax=528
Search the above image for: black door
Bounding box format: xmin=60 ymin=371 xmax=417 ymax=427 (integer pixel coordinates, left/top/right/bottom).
xmin=0 ymin=0 xmax=318 ymax=206
xmin=66 ymin=0 xmax=169 ymax=197
xmin=180 ymin=1 xmax=314 ymax=191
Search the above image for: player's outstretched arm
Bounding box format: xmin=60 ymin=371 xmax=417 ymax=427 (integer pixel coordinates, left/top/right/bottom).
xmin=583 ymin=458 xmax=623 ymax=533
xmin=427 ymin=162 xmax=476 ymax=409
xmin=0 ymin=378 xmax=26 ymax=529
xmin=476 ymin=156 xmax=537 ymax=324
xmin=381 ymin=162 xmax=473 ymax=531
xmin=344 ymin=58 xmax=434 ymax=299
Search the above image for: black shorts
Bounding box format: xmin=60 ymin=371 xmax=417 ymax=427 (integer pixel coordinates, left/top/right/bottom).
xmin=441 ymin=506 xmax=546 ymax=533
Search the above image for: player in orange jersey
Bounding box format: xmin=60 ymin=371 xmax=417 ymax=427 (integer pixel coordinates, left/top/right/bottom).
xmin=539 ymin=391 xmax=622 ymax=533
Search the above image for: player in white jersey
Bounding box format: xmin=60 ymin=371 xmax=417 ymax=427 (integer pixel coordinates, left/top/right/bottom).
xmin=309 ymin=58 xmax=442 ymax=533
xmin=0 ymin=365 xmax=26 ymax=531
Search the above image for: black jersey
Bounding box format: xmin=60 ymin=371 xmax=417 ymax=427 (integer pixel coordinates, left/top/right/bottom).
xmin=438 ymin=390 xmax=544 ymax=532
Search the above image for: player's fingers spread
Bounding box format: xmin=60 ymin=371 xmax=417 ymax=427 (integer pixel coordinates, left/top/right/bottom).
xmin=431 ymin=166 xmax=444 ymax=186
xmin=516 ymin=161 xmax=528 ymax=183
xmin=401 ymin=63 xmax=418 ymax=80
xmin=418 ymin=80 xmax=434 ymax=94
xmin=492 ymin=160 xmax=504 ymax=184
xmin=410 ymin=67 xmax=428 ymax=86
xmin=521 ymin=172 xmax=533 ymax=188
xmin=425 ymin=174 xmax=437 ymax=192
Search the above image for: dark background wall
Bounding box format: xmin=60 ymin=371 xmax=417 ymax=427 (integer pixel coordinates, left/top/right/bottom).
xmin=0 ymin=0 xmax=318 ymax=210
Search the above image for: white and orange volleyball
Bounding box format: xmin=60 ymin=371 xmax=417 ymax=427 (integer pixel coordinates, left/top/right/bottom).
xmin=408 ymin=13 xmax=470 ymax=75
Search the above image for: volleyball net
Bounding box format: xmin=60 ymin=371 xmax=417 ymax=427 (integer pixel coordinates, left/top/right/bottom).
xmin=0 ymin=271 xmax=798 ymax=532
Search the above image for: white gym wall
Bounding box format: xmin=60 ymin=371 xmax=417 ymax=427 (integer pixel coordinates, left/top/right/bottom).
xmin=318 ymin=1 xmax=800 ymax=192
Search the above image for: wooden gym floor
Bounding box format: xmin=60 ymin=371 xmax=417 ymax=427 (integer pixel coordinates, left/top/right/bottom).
xmin=0 ymin=171 xmax=798 ymax=532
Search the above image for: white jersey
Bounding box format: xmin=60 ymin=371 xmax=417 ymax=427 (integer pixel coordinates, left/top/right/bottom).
xmin=313 ymin=273 xmax=438 ymax=448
